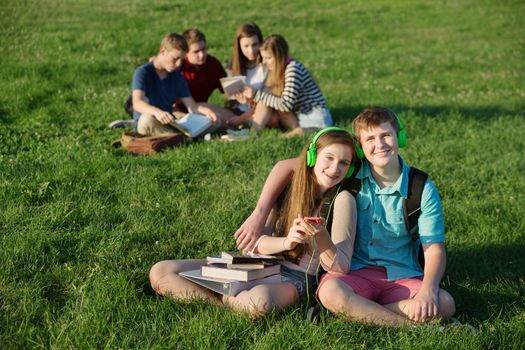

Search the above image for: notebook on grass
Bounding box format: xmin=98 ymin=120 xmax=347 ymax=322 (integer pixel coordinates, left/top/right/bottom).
xmin=179 ymin=269 xmax=281 ymax=296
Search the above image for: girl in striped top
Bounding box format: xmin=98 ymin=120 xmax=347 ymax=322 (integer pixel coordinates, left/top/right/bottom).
xmin=233 ymin=35 xmax=333 ymax=137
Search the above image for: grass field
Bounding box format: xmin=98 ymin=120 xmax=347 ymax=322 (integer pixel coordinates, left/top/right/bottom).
xmin=1 ymin=0 xmax=524 ymax=348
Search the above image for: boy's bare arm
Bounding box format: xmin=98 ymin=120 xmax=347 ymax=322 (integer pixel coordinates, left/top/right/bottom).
xmin=132 ymin=89 xmax=174 ymax=124
xmin=235 ymin=158 xmax=299 ymax=252
xmin=410 ymin=242 xmax=446 ymax=322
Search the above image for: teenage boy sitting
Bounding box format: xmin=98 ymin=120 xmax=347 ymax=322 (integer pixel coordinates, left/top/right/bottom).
xmin=233 ymin=107 xmax=455 ymax=326
xmin=174 ymin=28 xmax=235 ymax=122
xmin=132 ymin=33 xmax=218 ymax=136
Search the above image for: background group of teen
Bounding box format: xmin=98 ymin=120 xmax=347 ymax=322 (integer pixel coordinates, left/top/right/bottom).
xmin=130 ymin=23 xmax=332 ymax=139
xmin=134 ymin=23 xmax=456 ymax=326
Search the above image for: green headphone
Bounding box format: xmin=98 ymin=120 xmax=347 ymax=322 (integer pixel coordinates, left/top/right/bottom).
xmin=306 ymin=127 xmax=357 ymax=179
xmin=396 ymin=113 xmax=407 ymax=148
xmin=353 ymin=112 xmax=407 ymax=156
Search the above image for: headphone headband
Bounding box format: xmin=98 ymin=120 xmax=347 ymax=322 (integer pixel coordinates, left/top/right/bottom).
xmin=309 ymin=127 xmax=348 ymax=149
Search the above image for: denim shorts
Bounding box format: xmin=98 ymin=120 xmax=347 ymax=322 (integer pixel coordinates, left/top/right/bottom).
xmin=297 ymin=106 xmax=333 ymax=129
xmin=280 ymin=265 xmax=319 ymax=298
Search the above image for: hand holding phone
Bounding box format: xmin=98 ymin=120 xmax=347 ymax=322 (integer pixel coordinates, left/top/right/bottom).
xmin=304 ymin=217 xmax=323 ymax=225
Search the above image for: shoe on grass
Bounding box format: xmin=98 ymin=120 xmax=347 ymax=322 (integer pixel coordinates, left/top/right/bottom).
xmin=226 ymin=128 xmax=249 ymax=137
xmin=108 ymin=119 xmax=134 ymax=129
xmin=220 ymin=133 xmax=249 ymax=142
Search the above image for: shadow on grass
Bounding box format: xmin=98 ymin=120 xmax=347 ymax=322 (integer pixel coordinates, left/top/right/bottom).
xmin=331 ymin=104 xmax=524 ymax=124
xmin=447 ymin=243 xmax=525 ymax=322
xmin=0 ymin=107 xmax=12 ymax=125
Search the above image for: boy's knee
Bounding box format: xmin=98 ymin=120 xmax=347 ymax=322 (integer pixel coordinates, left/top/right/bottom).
xmin=318 ymin=278 xmax=351 ymax=313
xmin=137 ymin=114 xmax=157 ymax=135
xmin=439 ymin=289 xmax=456 ymax=320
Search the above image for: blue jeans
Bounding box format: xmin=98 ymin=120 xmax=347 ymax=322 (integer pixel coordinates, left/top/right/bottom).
xmin=280 ymin=265 xmax=319 ymax=298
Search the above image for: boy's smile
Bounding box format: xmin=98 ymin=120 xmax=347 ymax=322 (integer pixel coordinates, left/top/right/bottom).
xmin=359 ymin=121 xmax=399 ymax=168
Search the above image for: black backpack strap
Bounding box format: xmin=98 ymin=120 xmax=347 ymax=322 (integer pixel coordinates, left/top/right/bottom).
xmin=403 ymin=167 xmax=428 ymax=241
xmin=403 ymin=167 xmax=428 ymax=269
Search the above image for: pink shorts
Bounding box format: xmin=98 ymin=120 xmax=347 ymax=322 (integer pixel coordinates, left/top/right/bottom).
xmin=319 ymin=266 xmax=423 ymax=305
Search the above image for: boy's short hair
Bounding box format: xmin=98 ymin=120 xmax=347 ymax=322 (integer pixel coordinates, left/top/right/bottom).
xmin=352 ymin=107 xmax=400 ymax=141
xmin=160 ymin=33 xmax=188 ymax=53
xmin=182 ymin=28 xmax=206 ymax=46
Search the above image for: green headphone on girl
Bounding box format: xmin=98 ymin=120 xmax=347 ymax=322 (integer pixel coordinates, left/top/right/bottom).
xmin=306 ymin=127 xmax=359 ymax=179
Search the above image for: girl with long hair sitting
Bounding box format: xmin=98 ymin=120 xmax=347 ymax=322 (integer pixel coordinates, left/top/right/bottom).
xmin=227 ymin=23 xmax=266 ymax=119
xmin=149 ymin=128 xmax=357 ymax=318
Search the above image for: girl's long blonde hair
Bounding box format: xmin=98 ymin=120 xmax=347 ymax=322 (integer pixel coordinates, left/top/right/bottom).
xmin=229 ymin=23 xmax=263 ymax=75
xmin=274 ymin=130 xmax=358 ymax=264
xmin=260 ymin=34 xmax=289 ymax=96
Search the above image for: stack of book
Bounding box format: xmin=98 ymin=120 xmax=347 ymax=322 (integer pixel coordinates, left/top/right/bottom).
xmin=180 ymin=252 xmax=283 ymax=296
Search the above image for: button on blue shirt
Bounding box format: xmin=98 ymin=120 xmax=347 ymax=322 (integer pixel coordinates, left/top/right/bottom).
xmin=351 ymin=157 xmax=445 ymax=281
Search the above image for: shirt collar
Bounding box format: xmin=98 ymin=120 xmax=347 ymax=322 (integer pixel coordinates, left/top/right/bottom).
xmin=356 ymin=157 xmax=410 ymax=198
xmin=182 ymin=58 xmax=203 ymax=72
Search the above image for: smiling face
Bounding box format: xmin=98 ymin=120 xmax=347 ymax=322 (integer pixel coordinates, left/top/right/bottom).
xmin=186 ymin=41 xmax=207 ymax=65
xmin=313 ymin=143 xmax=353 ymax=194
xmin=260 ymin=49 xmax=275 ymax=71
xmin=239 ymin=35 xmax=260 ymax=63
xmin=358 ymin=121 xmax=399 ymax=169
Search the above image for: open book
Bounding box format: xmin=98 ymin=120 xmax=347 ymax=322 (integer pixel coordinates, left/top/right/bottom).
xmin=180 ymin=269 xmax=281 ymax=296
xmin=169 ymin=113 xmax=212 ymax=138
xmin=220 ymin=76 xmax=247 ymax=100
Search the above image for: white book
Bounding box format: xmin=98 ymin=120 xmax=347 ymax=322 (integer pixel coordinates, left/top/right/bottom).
xmin=170 ymin=113 xmax=212 ymax=138
xmin=220 ymin=76 xmax=247 ymax=99
xmin=180 ymin=269 xmax=282 ymax=296
xmin=201 ymin=263 xmax=280 ymax=281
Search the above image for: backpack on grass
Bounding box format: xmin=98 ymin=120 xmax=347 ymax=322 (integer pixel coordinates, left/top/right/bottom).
xmin=111 ymin=131 xmax=188 ymax=155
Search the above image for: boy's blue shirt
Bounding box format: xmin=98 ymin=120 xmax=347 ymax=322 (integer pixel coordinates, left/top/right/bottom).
xmin=351 ymin=157 xmax=445 ymax=281
xmin=131 ymin=62 xmax=191 ymax=122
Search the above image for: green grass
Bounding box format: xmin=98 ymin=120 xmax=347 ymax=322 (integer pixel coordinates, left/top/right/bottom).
xmin=1 ymin=0 xmax=524 ymax=348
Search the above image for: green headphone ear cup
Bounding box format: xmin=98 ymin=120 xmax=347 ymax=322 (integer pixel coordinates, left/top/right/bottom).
xmin=394 ymin=112 xmax=407 ymax=148
xmin=398 ymin=129 xmax=407 ymax=148
xmin=355 ymin=144 xmax=365 ymax=159
xmin=345 ymin=163 xmax=355 ymax=179
xmin=306 ymin=127 xmax=347 ymax=168
xmin=306 ymin=147 xmax=316 ymax=167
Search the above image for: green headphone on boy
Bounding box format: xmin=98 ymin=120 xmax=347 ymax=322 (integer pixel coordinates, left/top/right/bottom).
xmin=396 ymin=113 xmax=407 ymax=148
xmin=353 ymin=112 xmax=407 ymax=157
xmin=306 ymin=127 xmax=359 ymax=179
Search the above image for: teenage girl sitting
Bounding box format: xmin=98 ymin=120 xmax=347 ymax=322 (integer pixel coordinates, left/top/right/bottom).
xmin=228 ymin=35 xmax=333 ymax=137
xmin=226 ymin=23 xmax=267 ymax=120
xmin=149 ymin=128 xmax=357 ymax=318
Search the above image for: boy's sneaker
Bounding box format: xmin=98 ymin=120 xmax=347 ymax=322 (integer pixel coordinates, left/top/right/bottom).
xmin=108 ymin=119 xmax=134 ymax=129
xmin=220 ymin=128 xmax=249 ymax=141
xmin=225 ymin=128 xmax=249 ymax=137
xmin=220 ymin=134 xmax=249 ymax=142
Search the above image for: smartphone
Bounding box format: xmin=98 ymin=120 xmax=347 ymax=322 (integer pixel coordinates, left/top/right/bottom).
xmin=304 ymin=217 xmax=323 ymax=224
